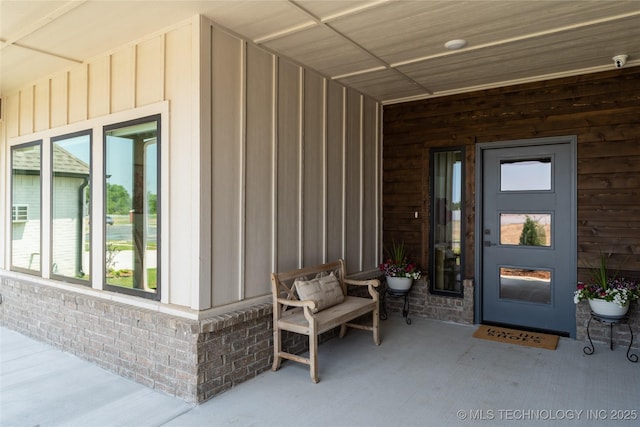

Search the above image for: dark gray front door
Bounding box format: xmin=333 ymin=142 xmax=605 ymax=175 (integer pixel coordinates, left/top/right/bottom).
xmin=481 ymin=139 xmax=576 ymax=336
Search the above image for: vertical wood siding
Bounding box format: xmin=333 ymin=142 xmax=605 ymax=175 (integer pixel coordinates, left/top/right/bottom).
xmin=206 ymin=22 xmax=382 ymax=308
xmin=326 ymin=81 xmax=347 ymax=262
xmin=383 ymin=67 xmax=640 ymax=284
xmin=244 ymin=44 xmax=275 ymax=299
xmin=302 ymin=72 xmax=326 ymax=267
xmin=211 ymin=27 xmax=244 ymax=306
xmin=164 ymin=23 xmax=196 ymax=307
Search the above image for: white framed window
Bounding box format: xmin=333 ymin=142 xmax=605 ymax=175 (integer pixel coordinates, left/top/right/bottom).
xmin=12 ymin=204 xmax=29 ymax=222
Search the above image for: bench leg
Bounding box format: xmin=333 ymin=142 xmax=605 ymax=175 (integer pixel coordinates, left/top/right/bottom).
xmin=310 ymin=330 xmax=319 ymax=383
xmin=373 ymin=307 xmax=381 ymax=345
xmin=339 ymin=324 xmax=348 ymax=338
xmin=272 ymin=327 xmax=282 ymax=372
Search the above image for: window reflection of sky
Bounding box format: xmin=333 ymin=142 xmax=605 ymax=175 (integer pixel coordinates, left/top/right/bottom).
xmin=106 ymin=136 xmax=133 ymax=193
xmin=58 ymin=135 xmax=90 ymax=164
xmin=105 ymin=136 xmax=157 ymax=195
xmin=501 ymin=160 xmax=551 ymax=191
xmin=452 ymin=161 xmax=461 ymax=203
xmin=61 ymin=133 xmax=157 ymax=196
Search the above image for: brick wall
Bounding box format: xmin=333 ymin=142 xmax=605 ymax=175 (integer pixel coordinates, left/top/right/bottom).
xmin=576 ymin=301 xmax=640 ymax=352
xmin=383 ymin=278 xmax=474 ymax=324
xmin=0 ymin=275 xmax=200 ymax=400
xmin=0 ymin=274 xmax=327 ymax=403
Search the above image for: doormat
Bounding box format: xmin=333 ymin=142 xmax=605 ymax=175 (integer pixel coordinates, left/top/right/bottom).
xmin=472 ymin=325 xmax=558 ymax=350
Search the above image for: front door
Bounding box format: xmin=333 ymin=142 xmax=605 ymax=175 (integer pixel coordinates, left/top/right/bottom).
xmin=481 ymin=138 xmax=576 ymax=336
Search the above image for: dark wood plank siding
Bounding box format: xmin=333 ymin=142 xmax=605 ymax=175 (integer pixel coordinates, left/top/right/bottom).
xmin=383 ymin=67 xmax=640 ymax=282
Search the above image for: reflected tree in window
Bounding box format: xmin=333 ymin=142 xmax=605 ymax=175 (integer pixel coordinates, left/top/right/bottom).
xmin=519 ymin=215 xmax=547 ymax=246
xmin=104 ymin=116 xmax=159 ymax=299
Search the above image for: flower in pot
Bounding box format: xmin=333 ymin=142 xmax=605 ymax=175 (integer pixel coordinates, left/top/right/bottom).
xmin=574 ymin=253 xmax=639 ymax=317
xmin=379 ymin=241 xmax=421 ymax=291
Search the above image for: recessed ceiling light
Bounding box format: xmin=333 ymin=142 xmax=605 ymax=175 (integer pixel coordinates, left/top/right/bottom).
xmin=445 ymin=39 xmax=467 ymax=50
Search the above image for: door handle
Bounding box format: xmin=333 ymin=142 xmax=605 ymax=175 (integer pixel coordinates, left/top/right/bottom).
xmin=483 ymin=241 xmax=493 ymax=247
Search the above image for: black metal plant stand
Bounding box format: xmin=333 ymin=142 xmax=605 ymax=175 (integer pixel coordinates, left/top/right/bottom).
xmin=583 ymin=311 xmax=638 ymax=363
xmin=380 ymin=287 xmax=411 ymax=325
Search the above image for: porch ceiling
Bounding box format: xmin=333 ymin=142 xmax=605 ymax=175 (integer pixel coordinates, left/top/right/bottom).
xmin=2 ymin=1 xmax=639 ymax=104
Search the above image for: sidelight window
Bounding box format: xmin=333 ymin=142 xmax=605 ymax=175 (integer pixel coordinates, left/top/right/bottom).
xmin=430 ymin=148 xmax=464 ymax=296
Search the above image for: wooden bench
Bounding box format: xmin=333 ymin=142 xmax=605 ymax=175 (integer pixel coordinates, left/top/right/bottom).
xmin=270 ymin=259 xmax=380 ymax=383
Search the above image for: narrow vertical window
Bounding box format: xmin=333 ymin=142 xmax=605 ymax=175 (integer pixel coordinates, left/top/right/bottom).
xmin=11 ymin=141 xmax=42 ymax=274
xmin=430 ymin=148 xmax=464 ymax=296
xmin=51 ymin=131 xmax=91 ymax=283
xmin=104 ymin=116 xmax=160 ymax=299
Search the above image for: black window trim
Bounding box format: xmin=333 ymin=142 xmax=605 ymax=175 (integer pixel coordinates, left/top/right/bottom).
xmin=103 ymin=114 xmax=161 ymax=301
xmin=10 ymin=140 xmax=43 ymax=276
xmin=429 ymin=146 xmax=465 ymax=298
xmin=50 ymin=129 xmax=93 ymax=286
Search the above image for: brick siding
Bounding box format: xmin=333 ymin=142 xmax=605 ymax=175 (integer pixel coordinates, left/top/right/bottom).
xmin=0 ymin=275 xmax=332 ymax=403
xmin=383 ymin=278 xmax=474 ymax=324
xmin=576 ymin=301 xmax=640 ymax=352
xmin=7 ymin=272 xmax=632 ymax=405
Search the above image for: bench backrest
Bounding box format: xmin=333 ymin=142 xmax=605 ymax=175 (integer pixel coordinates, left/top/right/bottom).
xmin=270 ymin=259 xmax=346 ymax=306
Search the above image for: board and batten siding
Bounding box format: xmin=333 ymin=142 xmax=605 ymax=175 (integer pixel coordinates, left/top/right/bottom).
xmin=205 ymin=22 xmax=382 ymax=308
xmin=1 ymin=16 xmax=382 ymax=313
xmin=1 ymin=18 xmax=200 ymax=309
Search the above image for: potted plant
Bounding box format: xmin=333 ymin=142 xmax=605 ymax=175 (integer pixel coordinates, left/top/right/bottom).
xmin=379 ymin=241 xmax=421 ymax=291
xmin=574 ymin=253 xmax=639 ymax=318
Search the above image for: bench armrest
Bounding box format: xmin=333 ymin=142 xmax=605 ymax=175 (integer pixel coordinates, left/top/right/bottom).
xmin=344 ymin=278 xmax=380 ymax=300
xmin=276 ymin=297 xmax=318 ymax=311
xmin=344 ymin=278 xmax=380 ymax=288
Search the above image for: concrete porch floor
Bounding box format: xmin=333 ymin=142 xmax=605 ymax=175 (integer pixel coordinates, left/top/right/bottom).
xmin=2 ymin=316 xmax=639 ymax=427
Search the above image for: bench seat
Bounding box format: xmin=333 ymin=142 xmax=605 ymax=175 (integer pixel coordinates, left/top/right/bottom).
xmin=277 ymin=296 xmax=377 ymax=335
xmin=271 ymin=259 xmax=380 ymax=382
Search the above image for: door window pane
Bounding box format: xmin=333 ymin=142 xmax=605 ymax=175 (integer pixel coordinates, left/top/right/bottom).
xmin=499 ymin=267 xmax=551 ymax=304
xmin=431 ymin=149 xmax=463 ymax=296
xmin=11 ymin=142 xmax=42 ymax=273
xmin=500 ymin=158 xmax=551 ymax=191
xmin=105 ymin=116 xmax=159 ymax=298
xmin=52 ymin=132 xmax=91 ymax=282
xmin=500 ymin=213 xmax=551 ymax=246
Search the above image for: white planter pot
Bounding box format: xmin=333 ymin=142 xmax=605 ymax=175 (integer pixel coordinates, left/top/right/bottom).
xmin=588 ymin=299 xmax=629 ymax=318
xmin=386 ymin=276 xmax=413 ymax=292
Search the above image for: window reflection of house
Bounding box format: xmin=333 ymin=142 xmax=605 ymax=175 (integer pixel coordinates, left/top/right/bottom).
xmin=52 ymin=143 xmax=90 ymax=280
xmin=11 ymin=144 xmax=42 ymax=272
xmin=12 ymin=143 xmax=90 ymax=278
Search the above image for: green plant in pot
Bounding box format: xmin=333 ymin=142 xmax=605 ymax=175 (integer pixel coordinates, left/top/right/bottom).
xmin=574 ymin=253 xmax=639 ymax=318
xmin=379 ymin=241 xmax=421 ymax=291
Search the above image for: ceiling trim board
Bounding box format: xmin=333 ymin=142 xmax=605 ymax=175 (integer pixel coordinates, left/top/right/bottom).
xmin=332 ymin=66 xmax=387 ymax=80
xmin=286 ymin=0 xmax=433 ymax=95
xmin=0 ymin=0 xmax=87 ymax=51
xmin=8 ymin=43 xmax=83 ymax=64
xmin=318 ymin=0 xmax=392 ymax=23
xmin=252 ymin=21 xmax=318 ymax=44
xmin=253 ymin=0 xmax=391 ymax=44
